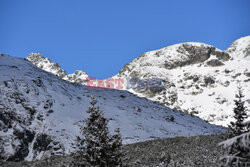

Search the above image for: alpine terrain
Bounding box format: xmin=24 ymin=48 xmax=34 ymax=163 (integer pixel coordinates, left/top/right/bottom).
xmin=27 ymin=36 xmax=250 ymax=127
xmin=112 ymin=36 xmax=250 ymax=126
xmin=0 ymin=54 xmax=224 ymax=161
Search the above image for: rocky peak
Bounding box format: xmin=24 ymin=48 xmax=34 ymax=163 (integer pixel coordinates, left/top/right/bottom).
xmin=26 ymin=53 xmax=67 ymax=78
xmin=118 ymin=42 xmax=230 ymax=77
xmin=26 ymin=53 xmax=45 ymax=64
xmin=226 ymin=35 xmax=250 ymax=59
xmin=26 ymin=53 xmax=89 ymax=84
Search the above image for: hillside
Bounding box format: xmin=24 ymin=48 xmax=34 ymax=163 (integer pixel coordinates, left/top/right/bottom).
xmin=0 ymin=54 xmax=224 ymax=161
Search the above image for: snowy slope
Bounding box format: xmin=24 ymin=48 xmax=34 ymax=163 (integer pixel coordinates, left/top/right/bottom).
xmin=112 ymin=36 xmax=250 ymax=127
xmin=0 ymin=53 xmax=225 ymax=161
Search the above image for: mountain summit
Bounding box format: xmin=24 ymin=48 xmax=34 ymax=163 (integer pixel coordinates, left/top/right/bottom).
xmin=26 ymin=53 xmax=67 ymax=78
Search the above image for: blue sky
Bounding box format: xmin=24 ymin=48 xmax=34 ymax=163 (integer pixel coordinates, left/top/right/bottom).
xmin=0 ymin=0 xmax=249 ymax=78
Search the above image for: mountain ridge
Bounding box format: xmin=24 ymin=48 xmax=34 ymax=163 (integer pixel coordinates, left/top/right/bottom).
xmin=26 ymin=53 xmax=89 ymax=84
xmin=0 ymin=54 xmax=225 ymax=161
xmin=26 ymin=36 xmax=250 ymax=127
xmin=1 ymin=36 xmax=249 ymax=161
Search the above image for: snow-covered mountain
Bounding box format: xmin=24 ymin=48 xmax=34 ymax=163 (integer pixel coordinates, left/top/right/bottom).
xmin=112 ymin=36 xmax=250 ymax=127
xmin=26 ymin=36 xmax=250 ymax=127
xmin=0 ymin=53 xmax=224 ymax=161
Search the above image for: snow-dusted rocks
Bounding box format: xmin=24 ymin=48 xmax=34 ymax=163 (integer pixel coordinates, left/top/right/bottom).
xmin=113 ymin=36 xmax=250 ymax=127
xmin=63 ymin=70 xmax=88 ymax=84
xmin=226 ymin=36 xmax=250 ymax=59
xmin=116 ymin=42 xmax=229 ymax=75
xmin=0 ymin=54 xmax=225 ymax=161
xmin=26 ymin=53 xmax=67 ymax=78
xmin=26 ymin=53 xmax=89 ymax=84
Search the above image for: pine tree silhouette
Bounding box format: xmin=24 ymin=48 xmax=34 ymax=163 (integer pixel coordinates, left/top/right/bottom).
xmin=73 ymin=96 xmax=123 ymax=167
xmin=109 ymin=128 xmax=123 ymax=166
xmin=229 ymin=86 xmax=248 ymax=136
xmin=220 ymin=86 xmax=249 ymax=166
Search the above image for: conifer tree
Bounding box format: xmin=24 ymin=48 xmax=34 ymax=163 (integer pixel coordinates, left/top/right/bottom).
xmin=73 ymin=96 xmax=124 ymax=167
xmin=229 ymin=86 xmax=248 ymax=136
xmin=109 ymin=128 xmax=123 ymax=167
xmin=220 ymin=121 xmax=250 ymax=167
xmin=219 ymin=86 xmax=249 ymax=167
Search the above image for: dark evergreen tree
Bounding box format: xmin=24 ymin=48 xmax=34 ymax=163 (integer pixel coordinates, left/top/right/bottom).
xmin=73 ymin=96 xmax=123 ymax=167
xmin=219 ymin=86 xmax=249 ymax=167
xmin=229 ymin=86 xmax=248 ymax=136
xmin=109 ymin=128 xmax=123 ymax=167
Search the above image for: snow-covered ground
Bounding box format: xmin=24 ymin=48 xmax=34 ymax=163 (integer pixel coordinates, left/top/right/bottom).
xmin=0 ymin=54 xmax=225 ymax=161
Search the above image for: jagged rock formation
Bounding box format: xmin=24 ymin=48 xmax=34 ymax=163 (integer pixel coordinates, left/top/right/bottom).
xmin=26 ymin=53 xmax=89 ymax=84
xmin=26 ymin=53 xmax=67 ymax=78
